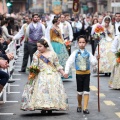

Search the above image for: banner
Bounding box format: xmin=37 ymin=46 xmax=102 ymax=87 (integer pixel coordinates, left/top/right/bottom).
xmin=52 ymin=0 xmax=62 ymax=15
xmin=72 ymin=0 xmax=79 ymax=14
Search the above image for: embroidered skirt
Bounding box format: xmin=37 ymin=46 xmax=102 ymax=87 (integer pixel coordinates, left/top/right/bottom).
xmin=51 ymin=42 xmax=72 ymax=79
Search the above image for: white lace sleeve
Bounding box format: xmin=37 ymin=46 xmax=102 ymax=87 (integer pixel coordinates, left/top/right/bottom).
xmin=111 ymin=36 xmax=118 ymax=53
xmin=31 ymin=52 xmax=39 ymax=66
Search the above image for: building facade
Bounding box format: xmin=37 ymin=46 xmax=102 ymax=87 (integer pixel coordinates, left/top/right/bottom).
xmin=11 ymin=0 xmax=27 ymax=13
xmin=0 ymin=0 xmax=8 ymax=14
xmin=2 ymin=0 xmax=119 ymax=14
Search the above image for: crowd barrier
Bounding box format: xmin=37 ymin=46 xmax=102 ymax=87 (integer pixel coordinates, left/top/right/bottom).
xmin=0 ymin=39 xmax=22 ymax=115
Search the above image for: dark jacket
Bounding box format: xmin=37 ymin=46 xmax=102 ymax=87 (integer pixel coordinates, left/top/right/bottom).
xmin=0 ymin=43 xmax=9 ymax=62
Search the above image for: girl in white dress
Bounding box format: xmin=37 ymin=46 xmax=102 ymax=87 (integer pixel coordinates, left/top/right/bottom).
xmin=21 ymin=38 xmax=68 ymax=114
xmin=109 ymin=26 xmax=120 ymax=89
xmin=94 ymin=16 xmax=115 ymax=75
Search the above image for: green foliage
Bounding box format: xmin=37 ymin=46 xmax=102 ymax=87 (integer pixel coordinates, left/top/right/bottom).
xmin=115 ymin=49 xmax=120 ymax=58
xmin=27 ymin=65 xmax=40 ymax=74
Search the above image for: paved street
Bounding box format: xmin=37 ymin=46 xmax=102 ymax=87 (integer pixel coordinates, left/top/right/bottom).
xmin=0 ymin=43 xmax=120 ymax=120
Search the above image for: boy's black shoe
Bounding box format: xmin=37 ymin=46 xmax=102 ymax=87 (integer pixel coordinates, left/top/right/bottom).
xmin=77 ymin=107 xmax=82 ymax=112
xmin=83 ymin=109 xmax=90 ymax=114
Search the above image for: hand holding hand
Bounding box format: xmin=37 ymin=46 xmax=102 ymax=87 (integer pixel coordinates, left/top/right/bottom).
xmin=63 ymin=73 xmax=68 ymax=79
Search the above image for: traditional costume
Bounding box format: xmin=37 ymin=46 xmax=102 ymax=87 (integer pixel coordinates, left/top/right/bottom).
xmin=21 ymin=38 xmax=68 ymax=111
xmin=50 ymin=26 xmax=72 ymax=79
xmin=59 ymin=21 xmax=73 ymax=55
xmin=109 ymin=35 xmax=120 ymax=89
xmin=65 ymin=49 xmax=97 ymax=113
xmin=94 ymin=16 xmax=115 ymax=74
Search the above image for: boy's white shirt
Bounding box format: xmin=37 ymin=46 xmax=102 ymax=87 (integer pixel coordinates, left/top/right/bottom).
xmin=65 ymin=49 xmax=97 ymax=74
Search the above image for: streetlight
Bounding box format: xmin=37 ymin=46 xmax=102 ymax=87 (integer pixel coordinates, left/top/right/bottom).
xmin=7 ymin=0 xmax=12 ymax=7
xmin=6 ymin=0 xmax=12 ymax=13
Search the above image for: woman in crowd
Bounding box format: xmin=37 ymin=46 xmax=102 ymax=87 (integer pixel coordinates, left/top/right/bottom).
xmin=1 ymin=20 xmax=14 ymax=49
xmin=1 ymin=20 xmax=13 ymax=41
xmin=91 ymin=18 xmax=98 ymax=55
xmin=109 ymin=26 xmax=120 ymax=89
xmin=50 ymin=17 xmax=72 ymax=78
xmin=94 ymin=16 xmax=115 ymax=75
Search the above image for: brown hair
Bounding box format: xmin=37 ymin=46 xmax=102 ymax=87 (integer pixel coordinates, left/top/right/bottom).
xmin=32 ymin=13 xmax=39 ymax=18
xmin=92 ymin=18 xmax=98 ymax=25
xmin=37 ymin=38 xmax=49 ymax=48
xmin=52 ymin=17 xmax=58 ymax=24
xmin=64 ymin=13 xmax=70 ymax=17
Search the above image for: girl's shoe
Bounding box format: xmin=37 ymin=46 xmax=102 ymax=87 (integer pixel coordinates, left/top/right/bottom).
xmin=41 ymin=110 xmax=46 ymax=114
xmin=77 ymin=107 xmax=82 ymax=112
xmin=83 ymin=109 xmax=90 ymax=114
xmin=47 ymin=110 xmax=52 ymax=114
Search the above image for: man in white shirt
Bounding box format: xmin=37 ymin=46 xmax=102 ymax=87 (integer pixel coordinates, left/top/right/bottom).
xmin=113 ymin=13 xmax=120 ymax=36
xmin=19 ymin=13 xmax=45 ymax=72
xmin=72 ymin=17 xmax=82 ymax=40
xmin=13 ymin=16 xmax=31 ymax=41
xmin=59 ymin=14 xmax=73 ymax=55
xmin=13 ymin=16 xmax=31 ymax=72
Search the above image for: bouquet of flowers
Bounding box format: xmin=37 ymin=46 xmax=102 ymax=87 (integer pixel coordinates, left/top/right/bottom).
xmin=27 ymin=65 xmax=40 ymax=84
xmin=93 ymin=25 xmax=105 ymax=40
xmin=115 ymin=49 xmax=120 ymax=64
xmin=64 ymin=40 xmax=71 ymax=50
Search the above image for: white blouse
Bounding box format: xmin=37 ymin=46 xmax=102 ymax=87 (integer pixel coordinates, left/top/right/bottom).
xmin=111 ymin=35 xmax=120 ymax=53
xmin=2 ymin=25 xmax=13 ymax=41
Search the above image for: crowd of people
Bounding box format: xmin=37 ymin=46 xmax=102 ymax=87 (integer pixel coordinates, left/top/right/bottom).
xmin=0 ymin=11 xmax=120 ymax=115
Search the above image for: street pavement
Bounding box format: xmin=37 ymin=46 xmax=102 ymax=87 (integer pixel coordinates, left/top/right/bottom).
xmin=0 ymin=43 xmax=120 ymax=120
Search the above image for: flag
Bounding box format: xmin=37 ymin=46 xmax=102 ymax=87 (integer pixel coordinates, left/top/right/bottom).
xmin=72 ymin=0 xmax=79 ymax=13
